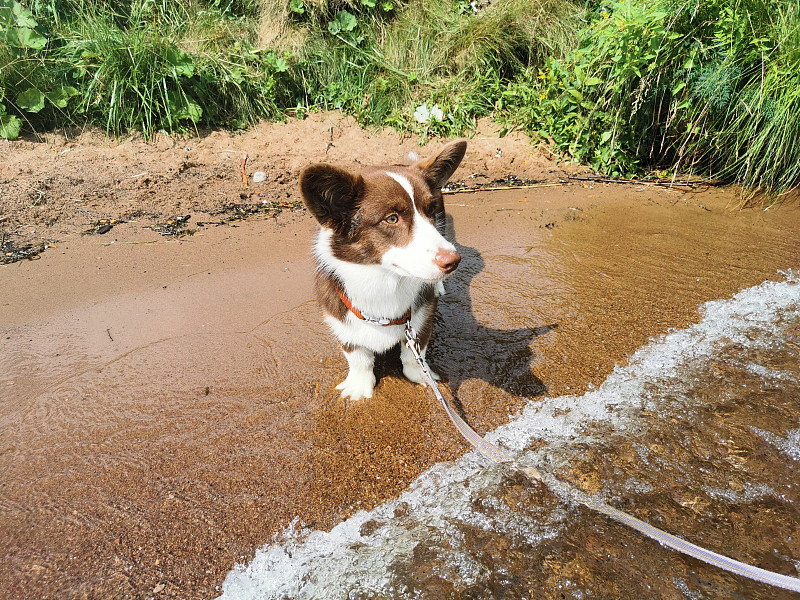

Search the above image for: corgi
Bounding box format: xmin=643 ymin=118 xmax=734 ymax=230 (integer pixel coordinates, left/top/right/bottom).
xmin=300 ymin=139 xmax=467 ymax=400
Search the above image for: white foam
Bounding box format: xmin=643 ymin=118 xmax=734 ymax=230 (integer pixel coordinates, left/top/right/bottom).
xmin=221 ymin=457 xmax=561 ymax=599
xmin=753 ymin=427 xmax=800 ymax=462
xmin=745 ymin=362 xmax=798 ymax=383
xmin=701 ymin=482 xmax=775 ymax=503
xmin=220 ymin=272 xmax=799 ymax=599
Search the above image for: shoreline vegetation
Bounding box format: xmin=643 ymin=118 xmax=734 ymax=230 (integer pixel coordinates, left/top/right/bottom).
xmin=2 ymin=0 xmax=799 ymax=199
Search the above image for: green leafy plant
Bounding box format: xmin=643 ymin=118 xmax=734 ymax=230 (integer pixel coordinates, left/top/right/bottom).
xmin=500 ymin=0 xmax=800 ymax=198
xmin=1 ymin=0 xmax=51 ymax=138
xmin=0 ymin=99 xmax=22 ymax=139
xmin=0 ymin=0 xmax=46 ymax=48
xmin=4 ymin=0 xmax=796 ymax=201
xmin=327 ymin=10 xmax=358 ymax=35
xmin=295 ymin=0 xmax=582 ymax=140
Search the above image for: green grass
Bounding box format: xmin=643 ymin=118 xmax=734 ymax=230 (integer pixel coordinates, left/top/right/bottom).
xmin=1 ymin=0 xmax=293 ymax=136
xmin=291 ymin=0 xmax=583 ymax=137
xmin=2 ymin=0 xmax=799 ymax=199
xmin=499 ymin=0 xmax=800 ymax=200
xmin=685 ymin=0 xmax=800 ymax=198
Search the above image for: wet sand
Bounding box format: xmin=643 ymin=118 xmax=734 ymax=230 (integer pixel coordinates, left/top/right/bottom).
xmin=2 ymin=181 xmax=800 ymax=599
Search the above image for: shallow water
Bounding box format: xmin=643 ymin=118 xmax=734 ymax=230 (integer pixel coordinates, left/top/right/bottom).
xmin=222 ymin=273 xmax=800 ymax=600
xmin=2 ymin=186 xmax=800 ymax=599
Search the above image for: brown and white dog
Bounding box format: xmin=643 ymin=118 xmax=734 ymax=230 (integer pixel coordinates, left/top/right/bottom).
xmin=300 ymin=140 xmax=467 ymax=400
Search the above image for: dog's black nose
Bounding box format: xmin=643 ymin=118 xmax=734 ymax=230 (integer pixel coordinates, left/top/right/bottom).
xmin=435 ymin=249 xmax=461 ymax=274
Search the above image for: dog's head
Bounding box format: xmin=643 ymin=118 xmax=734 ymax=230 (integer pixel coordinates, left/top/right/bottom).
xmin=301 ymin=140 xmax=466 ymax=281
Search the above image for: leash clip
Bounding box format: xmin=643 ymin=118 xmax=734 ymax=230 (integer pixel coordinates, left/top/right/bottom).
xmin=404 ymin=322 xmax=422 ymax=359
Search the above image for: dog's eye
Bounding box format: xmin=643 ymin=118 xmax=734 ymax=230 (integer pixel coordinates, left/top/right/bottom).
xmin=384 ymin=214 xmax=399 ymax=224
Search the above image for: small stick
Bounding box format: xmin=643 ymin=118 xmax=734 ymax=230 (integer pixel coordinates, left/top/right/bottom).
xmin=241 ymin=154 xmax=248 ymax=188
xmin=443 ymin=182 xmax=566 ymax=195
xmin=567 ymin=175 xmax=707 ymax=189
xmin=101 ymin=240 xmax=158 ymax=246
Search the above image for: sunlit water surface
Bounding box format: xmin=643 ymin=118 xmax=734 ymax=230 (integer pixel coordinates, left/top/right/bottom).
xmin=221 ymin=272 xmax=800 ymax=600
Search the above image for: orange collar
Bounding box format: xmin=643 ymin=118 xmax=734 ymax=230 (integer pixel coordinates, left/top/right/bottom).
xmin=336 ymin=286 xmax=412 ymax=326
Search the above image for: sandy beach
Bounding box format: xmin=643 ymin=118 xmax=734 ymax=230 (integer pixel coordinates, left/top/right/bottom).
xmin=2 ymin=114 xmax=800 ymax=599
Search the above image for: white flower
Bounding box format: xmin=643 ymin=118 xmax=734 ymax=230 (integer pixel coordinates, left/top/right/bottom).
xmin=413 ymin=103 xmax=445 ymax=124
xmin=413 ymin=103 xmax=431 ymax=123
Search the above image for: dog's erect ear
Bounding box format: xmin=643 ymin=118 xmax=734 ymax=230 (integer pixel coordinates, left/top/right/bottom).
xmin=415 ymin=139 xmax=467 ymax=189
xmin=300 ymin=164 xmax=364 ymax=235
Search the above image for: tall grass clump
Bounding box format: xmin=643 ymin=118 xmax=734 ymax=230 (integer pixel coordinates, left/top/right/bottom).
xmin=697 ymin=1 xmax=800 ymax=197
xmin=275 ymin=0 xmax=584 ymax=137
xmin=501 ymin=0 xmax=800 ymax=198
xmin=4 ymin=0 xmax=584 ymax=140
xmin=1 ymin=0 xmax=295 ymax=138
xmin=58 ymin=1 xmax=295 ymax=135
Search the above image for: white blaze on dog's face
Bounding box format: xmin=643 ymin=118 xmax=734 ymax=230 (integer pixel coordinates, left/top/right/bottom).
xmin=300 ymin=140 xmax=466 ymax=281
xmin=377 ymin=170 xmax=459 ymax=281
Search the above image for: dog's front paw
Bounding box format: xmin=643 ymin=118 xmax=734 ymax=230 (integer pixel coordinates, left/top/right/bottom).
xmin=402 ymin=361 xmax=440 ymax=385
xmin=336 ymin=370 xmax=376 ymax=401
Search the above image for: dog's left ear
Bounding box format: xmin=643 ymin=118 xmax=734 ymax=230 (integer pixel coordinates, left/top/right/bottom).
xmin=415 ymin=139 xmax=467 ymax=189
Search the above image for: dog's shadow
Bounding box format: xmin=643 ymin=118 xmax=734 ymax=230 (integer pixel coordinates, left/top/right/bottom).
xmin=376 ymin=220 xmax=555 ymax=401
xmin=431 ymin=240 xmax=555 ymax=399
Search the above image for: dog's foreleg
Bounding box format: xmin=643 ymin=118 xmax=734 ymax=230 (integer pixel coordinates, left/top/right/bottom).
xmin=336 ymin=345 xmax=376 ymax=400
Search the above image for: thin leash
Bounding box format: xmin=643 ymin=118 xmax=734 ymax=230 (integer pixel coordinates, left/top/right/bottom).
xmin=403 ymin=323 xmax=800 ymax=593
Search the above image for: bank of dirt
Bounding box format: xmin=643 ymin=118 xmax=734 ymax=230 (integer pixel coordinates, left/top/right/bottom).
xmin=0 ymin=113 xmax=576 ymax=257
xmin=2 ymin=114 xmax=800 ymax=599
